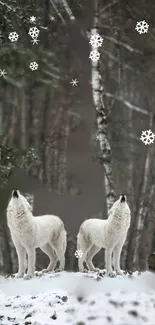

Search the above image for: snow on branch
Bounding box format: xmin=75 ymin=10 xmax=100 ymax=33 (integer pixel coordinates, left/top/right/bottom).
xmin=49 ymin=0 xmax=65 ymax=23
xmin=60 ymin=0 xmax=75 ymax=20
xmin=102 ymin=35 xmax=143 ymax=54
xmin=51 ymin=0 xmax=75 ymax=22
xmin=0 ymin=1 xmax=12 ymax=10
xmin=105 ymin=92 xmax=149 ymax=115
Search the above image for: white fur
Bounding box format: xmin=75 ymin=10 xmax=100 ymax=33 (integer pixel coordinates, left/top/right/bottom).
xmin=7 ymin=190 xmax=67 ymax=279
xmin=77 ymin=195 xmax=131 ymax=276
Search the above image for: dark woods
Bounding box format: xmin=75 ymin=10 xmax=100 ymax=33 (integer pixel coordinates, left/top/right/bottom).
xmin=0 ymin=0 xmax=155 ymax=274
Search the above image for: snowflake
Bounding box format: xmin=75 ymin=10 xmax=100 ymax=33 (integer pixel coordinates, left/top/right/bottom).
xmin=31 ymin=38 xmax=40 ymax=45
xmin=140 ymin=129 xmax=155 ymax=145
xmin=95 ymin=134 xmax=100 ymax=141
xmin=0 ymin=69 xmax=7 ymax=78
xmin=89 ymin=50 xmax=100 ymax=62
xmin=70 ymin=78 xmax=78 ymax=86
xmin=74 ymin=250 xmax=83 ymax=258
xmin=30 ymin=16 xmax=37 ymax=23
xmin=29 ymin=62 xmax=39 ymax=71
xmin=8 ymin=31 xmax=19 ymax=42
xmin=135 ymin=20 xmax=149 ymax=34
xmin=89 ymin=33 xmax=103 ymax=48
xmin=28 ymin=26 xmax=40 ymax=39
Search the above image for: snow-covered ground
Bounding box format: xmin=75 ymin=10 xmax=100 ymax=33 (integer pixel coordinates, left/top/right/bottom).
xmin=0 ymin=271 xmax=155 ymax=325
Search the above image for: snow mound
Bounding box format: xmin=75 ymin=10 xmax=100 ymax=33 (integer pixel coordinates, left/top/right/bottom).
xmin=0 ymin=271 xmax=155 ymax=325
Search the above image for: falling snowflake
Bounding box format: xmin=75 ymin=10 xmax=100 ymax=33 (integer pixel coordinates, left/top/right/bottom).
xmin=0 ymin=69 xmax=7 ymax=78
xmin=74 ymin=250 xmax=83 ymax=258
xmin=89 ymin=50 xmax=100 ymax=62
xmin=140 ymin=129 xmax=155 ymax=145
xmin=89 ymin=33 xmax=103 ymax=48
xmin=29 ymin=62 xmax=39 ymax=71
xmin=30 ymin=16 xmax=37 ymax=23
xmin=70 ymin=78 xmax=78 ymax=86
xmin=8 ymin=31 xmax=19 ymax=42
xmin=135 ymin=20 xmax=149 ymax=34
xmin=28 ymin=26 xmax=40 ymax=39
xmin=95 ymin=134 xmax=100 ymax=141
xmin=31 ymin=38 xmax=40 ymax=45
xmin=50 ymin=15 xmax=55 ymax=21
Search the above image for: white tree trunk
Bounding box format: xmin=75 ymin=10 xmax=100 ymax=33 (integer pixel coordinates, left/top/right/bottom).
xmin=90 ymin=0 xmax=115 ymax=211
xmin=132 ymin=114 xmax=155 ymax=270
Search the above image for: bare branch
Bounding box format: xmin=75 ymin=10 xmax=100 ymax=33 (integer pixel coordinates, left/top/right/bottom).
xmin=101 ymin=0 xmax=119 ymax=13
xmin=49 ymin=0 xmax=65 ymax=23
xmin=60 ymin=0 xmax=75 ymax=20
xmin=102 ymin=35 xmax=143 ymax=54
xmin=103 ymin=50 xmax=137 ymax=71
xmin=105 ymin=92 xmax=149 ymax=115
xmin=0 ymin=1 xmax=12 ymax=10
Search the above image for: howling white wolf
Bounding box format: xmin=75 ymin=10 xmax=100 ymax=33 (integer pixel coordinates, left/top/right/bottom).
xmin=7 ymin=190 xmax=67 ymax=279
xmin=77 ymin=194 xmax=131 ymax=276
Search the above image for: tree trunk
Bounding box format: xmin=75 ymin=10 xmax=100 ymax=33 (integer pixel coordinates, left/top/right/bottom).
xmin=130 ymin=113 xmax=155 ymax=270
xmin=121 ymin=73 xmax=135 ymax=270
xmin=139 ymin=182 xmax=155 ymax=270
xmin=90 ymin=0 xmax=115 ymax=212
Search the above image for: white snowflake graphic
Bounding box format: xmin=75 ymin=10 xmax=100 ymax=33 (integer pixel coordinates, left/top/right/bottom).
xmin=31 ymin=38 xmax=40 ymax=45
xmin=28 ymin=26 xmax=40 ymax=39
xmin=70 ymin=78 xmax=78 ymax=86
xmin=140 ymin=129 xmax=155 ymax=145
xmin=8 ymin=31 xmax=19 ymax=42
xmin=89 ymin=33 xmax=103 ymax=48
xmin=30 ymin=16 xmax=37 ymax=23
xmin=74 ymin=250 xmax=83 ymax=259
xmin=0 ymin=69 xmax=7 ymax=78
xmin=29 ymin=62 xmax=39 ymax=71
xmin=135 ymin=20 xmax=149 ymax=34
xmin=89 ymin=50 xmax=100 ymax=62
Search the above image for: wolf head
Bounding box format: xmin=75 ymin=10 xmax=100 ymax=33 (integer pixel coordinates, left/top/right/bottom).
xmin=120 ymin=194 xmax=126 ymax=203
xmin=10 ymin=190 xmax=32 ymax=213
xmin=12 ymin=189 xmax=19 ymax=198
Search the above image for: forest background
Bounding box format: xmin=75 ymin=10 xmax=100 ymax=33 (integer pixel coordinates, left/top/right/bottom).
xmin=0 ymin=0 xmax=155 ymax=274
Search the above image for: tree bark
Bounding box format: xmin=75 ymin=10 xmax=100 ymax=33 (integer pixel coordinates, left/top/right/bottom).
xmin=90 ymin=0 xmax=115 ymax=212
xmin=130 ymin=113 xmax=155 ymax=270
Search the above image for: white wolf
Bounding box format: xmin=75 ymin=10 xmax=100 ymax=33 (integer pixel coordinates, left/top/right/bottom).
xmin=77 ymin=194 xmax=131 ymax=276
xmin=7 ymin=190 xmax=67 ymax=279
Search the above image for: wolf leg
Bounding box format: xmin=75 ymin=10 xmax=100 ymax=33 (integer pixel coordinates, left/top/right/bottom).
xmin=113 ymin=237 xmax=126 ymax=275
xmin=85 ymin=245 xmax=100 ymax=271
xmin=41 ymin=244 xmax=57 ymax=272
xmin=105 ymin=248 xmax=115 ymax=276
xmin=25 ymin=247 xmax=36 ymax=279
xmin=12 ymin=236 xmax=26 ymax=278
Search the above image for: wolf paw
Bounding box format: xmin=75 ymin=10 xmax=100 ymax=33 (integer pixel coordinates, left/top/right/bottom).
xmin=41 ymin=268 xmax=50 ymax=274
xmin=16 ymin=273 xmax=24 ymax=279
xmin=93 ymin=268 xmax=100 ymax=272
xmin=24 ymin=274 xmax=33 ymax=280
xmin=55 ymin=268 xmax=63 ymax=273
xmin=107 ymin=270 xmax=116 ymax=277
xmin=115 ymin=269 xmax=124 ymax=276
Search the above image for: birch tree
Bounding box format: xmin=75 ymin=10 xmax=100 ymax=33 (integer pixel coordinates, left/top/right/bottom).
xmin=131 ymin=112 xmax=155 ymax=270
xmin=90 ymin=0 xmax=115 ymax=212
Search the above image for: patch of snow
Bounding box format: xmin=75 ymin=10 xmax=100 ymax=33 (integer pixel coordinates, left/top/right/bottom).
xmin=0 ymin=271 xmax=155 ymax=325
